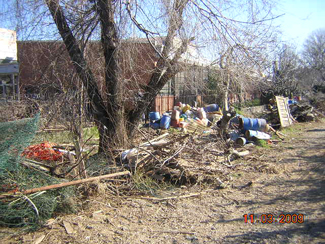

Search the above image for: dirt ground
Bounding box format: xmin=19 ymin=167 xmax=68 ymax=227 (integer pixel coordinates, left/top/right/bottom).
xmin=1 ymin=120 xmax=325 ymax=244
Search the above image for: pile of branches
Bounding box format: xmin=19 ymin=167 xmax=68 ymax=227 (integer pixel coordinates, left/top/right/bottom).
xmin=122 ymin=130 xmax=251 ymax=188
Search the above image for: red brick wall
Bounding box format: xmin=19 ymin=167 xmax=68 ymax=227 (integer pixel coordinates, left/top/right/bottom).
xmin=17 ymin=41 xmax=158 ymax=100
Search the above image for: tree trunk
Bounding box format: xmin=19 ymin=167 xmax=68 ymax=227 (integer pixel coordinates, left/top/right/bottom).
xmin=97 ymin=0 xmax=128 ymax=150
xmin=46 ymin=0 xmax=127 ymax=152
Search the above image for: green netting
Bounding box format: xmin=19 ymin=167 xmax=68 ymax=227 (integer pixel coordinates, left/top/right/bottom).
xmin=0 ymin=114 xmax=76 ymax=230
xmin=0 ymin=114 xmax=40 ymax=175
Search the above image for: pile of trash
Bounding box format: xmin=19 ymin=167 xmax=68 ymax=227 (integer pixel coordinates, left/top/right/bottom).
xmin=290 ymin=103 xmax=322 ymax=122
xmin=125 ymin=100 xmax=287 ymax=185
xmin=263 ymin=96 xmax=324 ymax=127
xmin=228 ymin=117 xmax=274 ymax=146
xmin=137 ymin=95 xmax=325 ymax=181
xmin=147 ymin=102 xmax=222 ymax=132
xmin=22 ymin=142 xmax=64 ymax=161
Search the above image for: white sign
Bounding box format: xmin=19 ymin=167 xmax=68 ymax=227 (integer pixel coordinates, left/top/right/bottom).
xmin=0 ymin=28 xmax=17 ymax=61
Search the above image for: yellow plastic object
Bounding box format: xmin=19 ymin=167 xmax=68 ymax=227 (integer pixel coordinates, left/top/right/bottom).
xmin=182 ymin=104 xmax=191 ymax=113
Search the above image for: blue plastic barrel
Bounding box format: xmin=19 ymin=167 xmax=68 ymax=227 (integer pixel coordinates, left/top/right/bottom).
xmin=241 ymin=118 xmax=267 ymax=131
xmin=150 ymin=122 xmax=160 ymax=130
xmin=149 ymin=112 xmax=160 ymax=122
xmin=160 ymin=115 xmax=171 ymax=129
xmin=203 ymin=104 xmax=219 ymax=113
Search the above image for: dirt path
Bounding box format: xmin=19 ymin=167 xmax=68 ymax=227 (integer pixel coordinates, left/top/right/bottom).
xmin=2 ymin=121 xmax=325 ymax=244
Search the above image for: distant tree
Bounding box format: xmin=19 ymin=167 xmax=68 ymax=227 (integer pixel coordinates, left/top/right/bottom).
xmin=273 ymin=44 xmax=301 ymax=96
xmin=302 ymin=29 xmax=325 ymax=85
xmin=261 ymin=44 xmax=301 ymax=98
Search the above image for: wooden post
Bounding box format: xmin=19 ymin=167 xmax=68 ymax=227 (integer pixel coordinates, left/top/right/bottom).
xmin=16 ymin=74 xmax=20 ymax=101
xmin=11 ymin=74 xmax=15 ymax=100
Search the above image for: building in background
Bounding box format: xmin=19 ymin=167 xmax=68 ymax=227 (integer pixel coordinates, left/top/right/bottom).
xmin=17 ymin=38 xmax=210 ymax=114
xmin=0 ymin=28 xmax=19 ymax=100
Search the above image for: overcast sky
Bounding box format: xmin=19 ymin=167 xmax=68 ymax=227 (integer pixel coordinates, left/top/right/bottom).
xmin=275 ymin=0 xmax=325 ymax=51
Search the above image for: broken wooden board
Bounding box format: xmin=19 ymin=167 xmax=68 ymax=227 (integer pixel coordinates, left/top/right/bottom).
xmin=275 ymin=96 xmax=293 ymax=127
xmin=63 ymin=220 xmax=74 ymax=234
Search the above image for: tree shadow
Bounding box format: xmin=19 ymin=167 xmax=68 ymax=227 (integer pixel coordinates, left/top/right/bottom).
xmin=306 ymin=129 xmax=325 ymax=132
xmin=221 ymin=219 xmax=325 ymax=243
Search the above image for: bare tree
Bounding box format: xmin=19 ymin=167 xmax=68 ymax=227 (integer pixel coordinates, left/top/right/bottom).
xmin=302 ymin=28 xmax=325 ymax=85
xmin=2 ymin=0 xmax=281 ymax=154
xmin=271 ymin=44 xmax=301 ymax=96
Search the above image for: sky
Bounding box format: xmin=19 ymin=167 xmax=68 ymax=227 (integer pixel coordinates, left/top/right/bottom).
xmin=275 ymin=0 xmax=325 ymax=51
xmin=0 ymin=0 xmax=324 ymax=52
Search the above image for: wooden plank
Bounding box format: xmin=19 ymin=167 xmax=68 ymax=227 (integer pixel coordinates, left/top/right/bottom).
xmin=275 ymin=96 xmax=292 ymax=128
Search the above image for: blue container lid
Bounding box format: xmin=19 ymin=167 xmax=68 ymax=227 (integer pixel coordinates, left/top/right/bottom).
xmin=149 ymin=112 xmax=160 ymax=121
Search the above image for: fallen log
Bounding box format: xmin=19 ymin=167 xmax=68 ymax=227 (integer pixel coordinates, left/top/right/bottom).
xmin=0 ymin=171 xmax=130 ymax=199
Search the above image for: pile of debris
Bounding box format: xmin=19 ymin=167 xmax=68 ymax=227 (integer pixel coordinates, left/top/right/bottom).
xmin=290 ymin=103 xmax=323 ymax=122
xmin=123 ymin=102 xmax=286 ymax=186
xmin=121 ymin=131 xmax=243 ymax=187
xmin=264 ymin=96 xmax=324 ymax=127
xmin=146 ymin=102 xmax=222 ymax=132
xmin=132 ymin=96 xmax=325 ymax=185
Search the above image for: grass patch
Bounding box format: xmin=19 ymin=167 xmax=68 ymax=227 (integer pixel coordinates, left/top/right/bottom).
xmin=33 ymin=130 xmax=73 ymax=144
xmin=234 ymin=107 xmax=244 ymax=115
xmin=255 ymin=139 xmax=270 ymax=149
xmin=243 ymin=98 xmax=261 ymax=107
xmin=234 ymin=98 xmax=261 ymax=109
xmin=32 ymin=126 xmax=99 ymax=145
xmin=280 ymin=123 xmax=305 ymax=137
xmin=83 ymin=126 xmax=99 ymax=140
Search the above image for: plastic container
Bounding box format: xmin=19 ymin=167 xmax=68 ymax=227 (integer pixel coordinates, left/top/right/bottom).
xmin=197 ymin=108 xmax=207 ymax=119
xmin=171 ymin=110 xmax=180 ymax=120
xmin=180 ymin=114 xmax=187 ymax=120
xmin=150 ymin=122 xmax=160 ymax=130
xmin=235 ymin=137 xmax=246 ymax=146
xmin=149 ymin=112 xmax=160 ymax=122
xmin=201 ymin=118 xmax=209 ymax=126
xmin=204 ymin=104 xmax=219 ymax=113
xmin=171 ymin=119 xmax=179 ymax=127
xmin=240 ymin=118 xmax=267 ymax=132
xmin=185 ymin=110 xmax=194 ymax=118
xmin=245 ymin=130 xmax=271 ymax=140
xmin=160 ymin=115 xmax=171 ymax=129
xmin=182 ymin=104 xmax=191 ymax=113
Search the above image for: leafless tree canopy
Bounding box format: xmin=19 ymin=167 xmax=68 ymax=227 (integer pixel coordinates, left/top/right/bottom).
xmin=1 ymin=0 xmax=282 ymax=152
xmin=302 ymin=29 xmax=325 ymax=84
